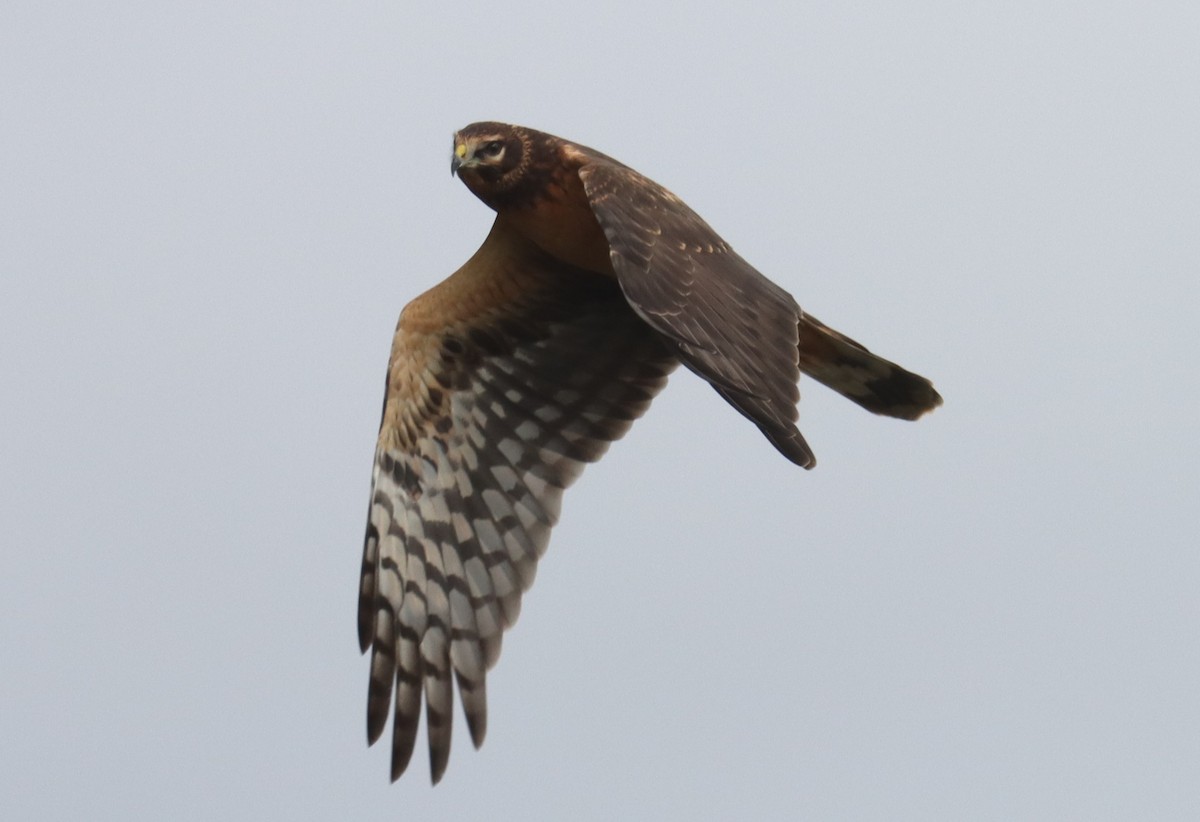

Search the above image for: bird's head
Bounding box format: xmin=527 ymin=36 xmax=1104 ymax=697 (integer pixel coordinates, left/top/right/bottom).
xmin=450 ymin=122 xmax=538 ymax=208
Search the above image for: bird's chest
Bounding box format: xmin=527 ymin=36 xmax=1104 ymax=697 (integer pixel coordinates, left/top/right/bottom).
xmin=501 ymin=179 xmax=615 ymax=276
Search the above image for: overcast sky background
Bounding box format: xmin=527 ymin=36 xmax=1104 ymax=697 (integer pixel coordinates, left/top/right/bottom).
xmin=3 ymin=2 xmax=1198 ymax=820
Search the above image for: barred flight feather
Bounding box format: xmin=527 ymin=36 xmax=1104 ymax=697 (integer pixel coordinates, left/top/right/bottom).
xmin=360 ymin=243 xmax=675 ymax=783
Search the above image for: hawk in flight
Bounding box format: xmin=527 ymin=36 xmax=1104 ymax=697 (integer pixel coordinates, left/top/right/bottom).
xmin=360 ymin=122 xmax=942 ymax=784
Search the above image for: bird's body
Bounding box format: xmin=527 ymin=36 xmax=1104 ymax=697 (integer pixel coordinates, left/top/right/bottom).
xmin=360 ymin=122 xmax=942 ymax=784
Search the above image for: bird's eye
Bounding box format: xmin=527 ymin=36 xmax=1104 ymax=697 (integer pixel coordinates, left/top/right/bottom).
xmin=478 ymin=140 xmax=505 ymax=158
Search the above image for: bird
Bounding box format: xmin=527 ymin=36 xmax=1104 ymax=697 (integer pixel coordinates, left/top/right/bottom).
xmin=359 ymin=121 xmax=942 ymax=784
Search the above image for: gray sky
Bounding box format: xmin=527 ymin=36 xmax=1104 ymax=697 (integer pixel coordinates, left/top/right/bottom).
xmin=3 ymin=2 xmax=1198 ymax=819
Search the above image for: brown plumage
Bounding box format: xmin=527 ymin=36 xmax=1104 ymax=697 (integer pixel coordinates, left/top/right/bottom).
xmin=360 ymin=121 xmax=942 ymax=784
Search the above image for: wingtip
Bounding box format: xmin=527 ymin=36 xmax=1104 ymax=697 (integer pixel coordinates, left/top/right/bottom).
xmin=390 ymin=741 xmax=416 ymax=783
xmin=429 ymin=745 xmax=450 ymax=785
xmin=466 ymin=710 xmax=487 ymax=750
xmin=768 ymin=427 xmax=817 ymax=469
xmin=389 ymin=703 xmax=420 ymax=782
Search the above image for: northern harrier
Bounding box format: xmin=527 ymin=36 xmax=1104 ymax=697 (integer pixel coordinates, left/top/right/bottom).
xmin=360 ymin=122 xmax=942 ymax=784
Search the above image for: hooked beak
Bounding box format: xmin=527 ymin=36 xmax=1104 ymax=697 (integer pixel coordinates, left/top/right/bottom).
xmin=450 ymin=141 xmax=470 ymax=176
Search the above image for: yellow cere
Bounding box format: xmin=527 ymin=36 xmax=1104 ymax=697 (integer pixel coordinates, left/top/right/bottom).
xmin=455 ymin=143 xmax=468 ymax=159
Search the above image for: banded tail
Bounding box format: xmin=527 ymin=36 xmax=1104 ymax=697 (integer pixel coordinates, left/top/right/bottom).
xmin=797 ymin=313 xmax=942 ymax=420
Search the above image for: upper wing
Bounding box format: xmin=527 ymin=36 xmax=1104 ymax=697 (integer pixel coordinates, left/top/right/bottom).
xmin=576 ymin=154 xmax=942 ymax=465
xmin=360 ymin=220 xmax=676 ymax=784
xmin=577 ymin=157 xmax=816 ymax=467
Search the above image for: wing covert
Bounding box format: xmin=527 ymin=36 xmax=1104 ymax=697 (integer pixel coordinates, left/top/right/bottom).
xmin=577 ymin=158 xmax=816 ymax=467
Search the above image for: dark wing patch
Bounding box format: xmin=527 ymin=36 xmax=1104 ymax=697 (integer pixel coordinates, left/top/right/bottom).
xmin=360 ymin=243 xmax=675 ymax=783
xmin=577 ymin=159 xmax=816 ymax=468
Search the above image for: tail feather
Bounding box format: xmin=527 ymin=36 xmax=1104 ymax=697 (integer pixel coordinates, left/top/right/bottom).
xmin=797 ymin=313 xmax=942 ymax=420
